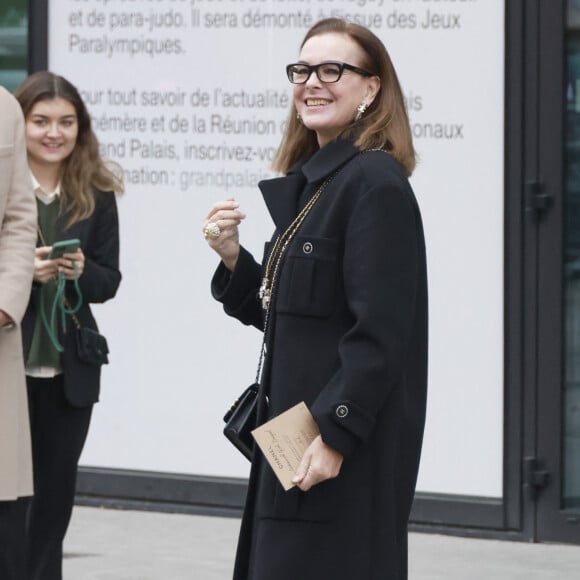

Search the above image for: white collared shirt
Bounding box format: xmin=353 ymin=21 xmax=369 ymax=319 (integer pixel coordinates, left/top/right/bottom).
xmin=32 ymin=175 xmax=61 ymax=205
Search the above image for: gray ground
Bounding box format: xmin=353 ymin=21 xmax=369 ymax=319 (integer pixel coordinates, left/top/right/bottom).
xmin=63 ymin=506 xmax=580 ymax=579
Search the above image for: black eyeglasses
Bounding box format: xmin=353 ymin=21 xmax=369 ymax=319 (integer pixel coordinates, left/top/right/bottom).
xmin=286 ymin=61 xmax=374 ymax=84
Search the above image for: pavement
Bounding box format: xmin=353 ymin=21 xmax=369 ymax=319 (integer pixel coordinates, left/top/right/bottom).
xmin=63 ymin=506 xmax=580 ymax=580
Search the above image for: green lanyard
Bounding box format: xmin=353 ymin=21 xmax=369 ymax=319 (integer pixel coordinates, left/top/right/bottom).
xmin=37 ymin=225 xmax=83 ymax=352
xmin=39 ymin=267 xmax=82 ymax=352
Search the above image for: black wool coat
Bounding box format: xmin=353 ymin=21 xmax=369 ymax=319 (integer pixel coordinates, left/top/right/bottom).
xmin=22 ymin=190 xmax=121 ymax=407
xmin=212 ymin=140 xmax=428 ymax=580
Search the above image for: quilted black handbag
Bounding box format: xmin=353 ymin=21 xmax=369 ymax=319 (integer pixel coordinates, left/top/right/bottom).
xmin=223 ymin=383 xmax=259 ymax=461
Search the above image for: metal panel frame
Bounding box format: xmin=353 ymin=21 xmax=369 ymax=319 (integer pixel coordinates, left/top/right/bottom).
xmin=533 ymin=0 xmax=580 ymax=543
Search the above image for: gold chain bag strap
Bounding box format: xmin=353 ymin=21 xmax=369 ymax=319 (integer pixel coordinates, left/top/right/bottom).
xmin=37 ymin=227 xmax=109 ymax=366
xmin=223 ymin=169 xmax=341 ymax=461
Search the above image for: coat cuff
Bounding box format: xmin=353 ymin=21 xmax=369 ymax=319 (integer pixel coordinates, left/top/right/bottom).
xmin=211 ymin=246 xmax=260 ymax=313
xmin=313 ymin=400 xmax=376 ymax=459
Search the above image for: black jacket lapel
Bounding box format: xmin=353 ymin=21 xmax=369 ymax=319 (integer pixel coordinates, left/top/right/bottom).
xmin=259 ymin=173 xmax=305 ymax=232
xmin=258 ymin=140 xmax=360 ymax=231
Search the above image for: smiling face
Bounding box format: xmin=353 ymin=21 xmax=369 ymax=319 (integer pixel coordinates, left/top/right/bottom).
xmin=293 ymin=32 xmax=380 ymax=148
xmin=25 ymin=97 xmax=78 ymax=173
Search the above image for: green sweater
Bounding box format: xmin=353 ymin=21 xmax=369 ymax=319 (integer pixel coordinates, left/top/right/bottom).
xmin=26 ymin=199 xmax=61 ymax=370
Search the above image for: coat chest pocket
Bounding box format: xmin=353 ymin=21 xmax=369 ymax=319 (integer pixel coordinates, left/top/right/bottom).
xmin=275 ymin=236 xmax=339 ymax=317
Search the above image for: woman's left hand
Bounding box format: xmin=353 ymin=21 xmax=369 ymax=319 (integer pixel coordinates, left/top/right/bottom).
xmin=292 ymin=435 xmax=344 ymax=492
xmin=57 ymin=248 xmax=85 ymax=280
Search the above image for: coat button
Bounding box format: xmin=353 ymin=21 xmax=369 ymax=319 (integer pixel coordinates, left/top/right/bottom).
xmin=336 ymin=404 xmax=349 ymax=418
xmin=302 ymin=242 xmax=313 ymax=254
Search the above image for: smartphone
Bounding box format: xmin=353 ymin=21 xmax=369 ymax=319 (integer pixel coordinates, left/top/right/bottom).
xmin=46 ymin=238 xmax=81 ymax=260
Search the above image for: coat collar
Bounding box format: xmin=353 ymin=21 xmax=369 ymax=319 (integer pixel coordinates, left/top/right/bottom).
xmin=259 ymin=140 xmax=360 ymax=231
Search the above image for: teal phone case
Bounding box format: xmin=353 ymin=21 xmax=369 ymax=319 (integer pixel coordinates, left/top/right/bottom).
xmin=47 ymin=238 xmax=81 ymax=260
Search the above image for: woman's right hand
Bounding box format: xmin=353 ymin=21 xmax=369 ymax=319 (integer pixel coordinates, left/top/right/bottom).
xmin=203 ymin=198 xmax=246 ymax=272
xmin=33 ymin=246 xmax=59 ymax=284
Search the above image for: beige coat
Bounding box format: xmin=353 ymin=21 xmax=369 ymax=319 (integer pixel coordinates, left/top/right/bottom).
xmin=0 ymin=86 xmax=37 ymax=500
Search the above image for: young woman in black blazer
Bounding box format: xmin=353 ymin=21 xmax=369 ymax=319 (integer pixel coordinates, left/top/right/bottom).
xmin=14 ymin=71 xmax=123 ymax=580
xmin=204 ymin=18 xmax=428 ymax=580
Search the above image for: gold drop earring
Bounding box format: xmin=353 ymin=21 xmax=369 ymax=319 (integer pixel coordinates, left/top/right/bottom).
xmin=355 ymin=103 xmax=368 ymax=122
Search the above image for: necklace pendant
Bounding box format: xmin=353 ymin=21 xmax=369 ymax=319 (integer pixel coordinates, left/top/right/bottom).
xmin=261 ymin=290 xmax=271 ymax=310
xmin=258 ymin=277 xmax=268 ymax=299
xmin=259 ymin=278 xmax=271 ymax=310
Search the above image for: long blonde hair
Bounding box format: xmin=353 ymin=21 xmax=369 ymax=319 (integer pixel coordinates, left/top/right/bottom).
xmin=273 ymin=18 xmax=416 ymax=176
xmin=14 ymin=71 xmax=124 ymax=227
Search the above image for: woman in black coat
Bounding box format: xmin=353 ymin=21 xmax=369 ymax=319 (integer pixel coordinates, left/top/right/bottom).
xmin=204 ymin=18 xmax=427 ymax=580
xmin=14 ymin=71 xmax=123 ymax=580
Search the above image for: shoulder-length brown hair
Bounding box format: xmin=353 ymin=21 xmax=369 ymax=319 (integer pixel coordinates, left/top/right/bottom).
xmin=273 ymin=18 xmax=416 ymax=176
xmin=14 ymin=71 xmax=124 ymax=227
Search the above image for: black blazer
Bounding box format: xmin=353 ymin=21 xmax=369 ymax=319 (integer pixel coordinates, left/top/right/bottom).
xmin=22 ymin=190 xmax=121 ymax=407
xmin=212 ymin=139 xmax=428 ymax=580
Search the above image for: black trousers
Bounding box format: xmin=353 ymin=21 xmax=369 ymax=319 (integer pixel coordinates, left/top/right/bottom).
xmin=25 ymin=375 xmax=93 ymax=580
xmin=0 ymin=498 xmax=28 ymax=580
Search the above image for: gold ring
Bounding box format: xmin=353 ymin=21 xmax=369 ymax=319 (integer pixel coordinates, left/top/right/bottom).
xmin=204 ymin=222 xmax=221 ymax=240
